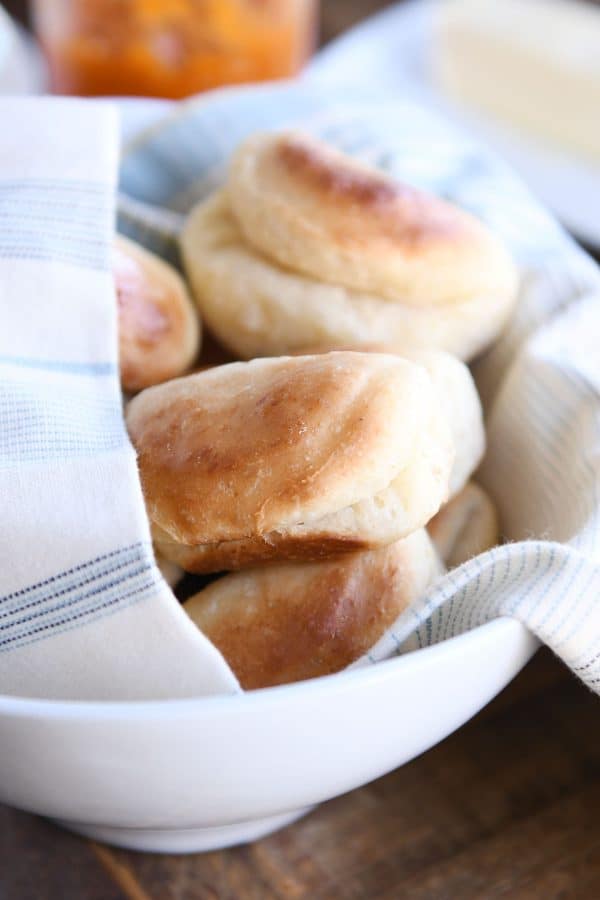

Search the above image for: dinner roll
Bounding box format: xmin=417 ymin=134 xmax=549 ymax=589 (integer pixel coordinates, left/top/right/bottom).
xmin=399 ymin=348 xmax=484 ymax=497
xmin=428 ymin=481 xmax=499 ymax=568
xmin=181 ymin=132 xmax=518 ymax=361
xmin=115 ymin=235 xmax=200 ymax=393
xmin=296 ymin=343 xmax=484 ymax=498
xmin=126 ymin=352 xmax=454 ymax=573
xmin=185 ymin=529 xmax=443 ymax=689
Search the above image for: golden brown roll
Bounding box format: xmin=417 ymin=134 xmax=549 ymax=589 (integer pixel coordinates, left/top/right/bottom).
xmin=114 ymin=235 xmax=200 ymax=393
xmin=427 ymin=481 xmax=499 ymax=568
xmin=126 ymin=352 xmax=454 ymax=573
xmin=181 ymin=131 xmax=518 ymax=361
xmin=295 ymin=343 xmax=484 ymax=498
xmin=185 ymin=529 xmax=443 ymax=689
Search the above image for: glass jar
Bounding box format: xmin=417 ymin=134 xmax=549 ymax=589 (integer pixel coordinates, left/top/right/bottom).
xmin=32 ymin=0 xmax=318 ymax=98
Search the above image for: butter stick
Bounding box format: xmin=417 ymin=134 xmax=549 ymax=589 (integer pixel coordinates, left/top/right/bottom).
xmin=434 ymin=0 xmax=600 ymax=161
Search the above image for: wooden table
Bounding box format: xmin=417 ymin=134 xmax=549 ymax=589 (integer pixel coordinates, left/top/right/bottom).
xmin=2 ymin=651 xmax=599 ymax=899
xmin=2 ymin=2 xmax=600 ymax=897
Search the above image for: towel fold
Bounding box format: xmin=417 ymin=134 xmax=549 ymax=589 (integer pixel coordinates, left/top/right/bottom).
xmin=117 ymin=81 xmax=600 ymax=695
xmin=2 ymin=81 xmax=599 ymax=701
xmin=0 ymin=98 xmax=239 ymax=700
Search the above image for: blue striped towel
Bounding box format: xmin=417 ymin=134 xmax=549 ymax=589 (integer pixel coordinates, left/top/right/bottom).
xmin=2 ymin=85 xmax=600 ymax=700
xmin=117 ymin=81 xmax=600 ymax=694
xmin=0 ymin=98 xmax=238 ymax=700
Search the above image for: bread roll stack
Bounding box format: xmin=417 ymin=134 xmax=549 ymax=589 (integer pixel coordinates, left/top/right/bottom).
xmin=181 ymin=131 xmax=518 ymax=361
xmin=121 ymin=131 xmax=513 ymax=688
xmin=126 ymin=350 xmax=479 ymax=687
xmin=126 ymin=353 xmax=454 ymax=572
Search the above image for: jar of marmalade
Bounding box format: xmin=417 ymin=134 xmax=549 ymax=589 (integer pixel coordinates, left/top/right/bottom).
xmin=32 ymin=0 xmax=318 ymax=98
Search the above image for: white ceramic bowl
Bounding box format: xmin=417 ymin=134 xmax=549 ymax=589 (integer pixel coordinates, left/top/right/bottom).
xmin=0 ymin=618 xmax=536 ymax=853
xmin=0 ymin=90 xmax=542 ymax=854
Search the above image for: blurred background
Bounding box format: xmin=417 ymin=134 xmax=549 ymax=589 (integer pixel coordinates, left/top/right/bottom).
xmin=2 ymin=0 xmax=393 ymax=96
xmin=1 ymin=0 xmax=599 ymax=244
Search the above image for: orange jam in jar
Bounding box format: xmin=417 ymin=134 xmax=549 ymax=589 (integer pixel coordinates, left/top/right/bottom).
xmin=33 ymin=0 xmax=318 ymax=98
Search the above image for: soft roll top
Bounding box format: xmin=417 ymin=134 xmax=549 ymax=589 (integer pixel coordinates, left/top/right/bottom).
xmin=228 ymin=131 xmax=516 ymax=308
xmin=181 ymin=131 xmax=518 ymax=361
xmin=126 ymin=352 xmax=454 ymax=571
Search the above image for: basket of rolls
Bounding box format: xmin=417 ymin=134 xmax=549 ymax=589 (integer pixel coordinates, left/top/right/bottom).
xmin=120 ymin=113 xmax=519 ymax=685
xmin=109 ymin=84 xmax=600 ymax=850
xmin=120 ymin=116 xmax=519 ymax=687
xmin=2 ymin=83 xmax=598 ymax=854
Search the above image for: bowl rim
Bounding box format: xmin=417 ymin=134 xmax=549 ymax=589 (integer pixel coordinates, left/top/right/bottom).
xmin=0 ymin=617 xmax=532 ymax=719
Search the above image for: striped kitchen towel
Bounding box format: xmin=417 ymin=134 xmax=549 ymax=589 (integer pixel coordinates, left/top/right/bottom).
xmin=118 ymin=81 xmax=600 ymax=694
xmin=0 ymin=98 xmax=238 ymax=699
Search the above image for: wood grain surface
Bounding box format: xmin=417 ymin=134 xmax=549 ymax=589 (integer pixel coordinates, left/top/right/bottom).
xmin=1 ymin=651 xmax=599 ymax=899
xmin=2 ymin=1 xmax=600 ymax=897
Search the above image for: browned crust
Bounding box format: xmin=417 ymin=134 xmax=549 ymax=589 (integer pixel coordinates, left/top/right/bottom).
xmin=126 ymin=353 xmax=430 ymax=546
xmin=154 ymin=528 xmax=374 ymax=574
xmin=115 ymin=236 xmax=199 ymax=393
xmin=185 ymin=532 xmax=440 ymax=689
xmin=274 ymin=135 xmax=460 ymax=251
